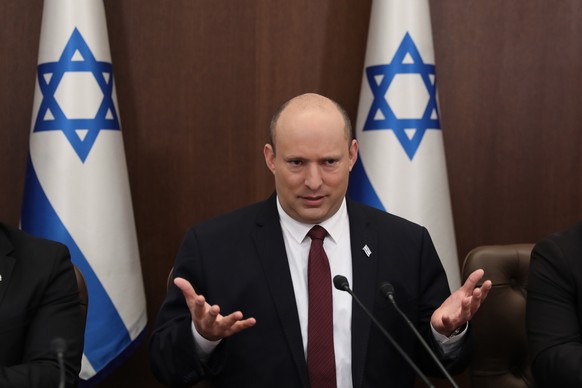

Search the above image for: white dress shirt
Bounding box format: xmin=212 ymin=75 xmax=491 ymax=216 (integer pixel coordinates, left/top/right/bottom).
xmin=278 ymin=197 xmax=353 ymax=388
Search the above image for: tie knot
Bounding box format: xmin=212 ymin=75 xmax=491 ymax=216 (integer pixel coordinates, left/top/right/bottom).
xmin=308 ymin=225 xmax=327 ymax=241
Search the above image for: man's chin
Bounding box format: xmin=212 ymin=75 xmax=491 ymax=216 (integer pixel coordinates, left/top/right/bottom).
xmin=296 ymin=208 xmax=329 ymax=225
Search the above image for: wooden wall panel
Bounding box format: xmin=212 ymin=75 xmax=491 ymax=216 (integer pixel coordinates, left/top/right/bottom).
xmin=431 ymin=1 xmax=582 ymax=258
xmin=1 ymin=0 xmax=581 ymax=386
xmin=0 ymin=0 xmax=41 ymax=222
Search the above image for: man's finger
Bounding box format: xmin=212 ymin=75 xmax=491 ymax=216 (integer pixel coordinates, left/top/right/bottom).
xmin=174 ymin=277 xmax=198 ymax=299
xmin=212 ymin=311 xmax=247 ymax=333
xmin=462 ymin=269 xmax=485 ymax=292
xmin=479 ymin=280 xmax=492 ymax=300
xmin=201 ymin=304 xmax=220 ymax=326
xmin=227 ymin=317 xmax=257 ymax=335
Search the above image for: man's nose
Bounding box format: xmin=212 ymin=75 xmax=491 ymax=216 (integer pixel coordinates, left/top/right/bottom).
xmin=304 ymin=164 xmax=323 ymax=190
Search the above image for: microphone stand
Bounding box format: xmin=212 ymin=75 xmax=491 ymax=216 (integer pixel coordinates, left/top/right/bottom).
xmin=380 ymin=282 xmax=460 ymax=388
xmin=51 ymin=338 xmax=67 ymax=388
xmin=334 ymin=275 xmax=435 ymax=388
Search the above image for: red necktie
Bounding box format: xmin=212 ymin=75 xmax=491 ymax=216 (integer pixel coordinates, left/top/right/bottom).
xmin=307 ymin=225 xmax=337 ymax=388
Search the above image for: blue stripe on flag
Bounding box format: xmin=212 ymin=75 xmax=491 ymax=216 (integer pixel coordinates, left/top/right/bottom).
xmin=348 ymin=154 xmax=386 ymax=212
xmin=21 ymin=156 xmax=133 ymax=373
xmin=78 ymin=329 xmax=146 ymax=388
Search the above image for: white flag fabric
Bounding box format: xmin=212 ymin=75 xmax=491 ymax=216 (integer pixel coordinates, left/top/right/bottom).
xmin=348 ymin=0 xmax=461 ymax=290
xmin=21 ymin=0 xmax=147 ymax=384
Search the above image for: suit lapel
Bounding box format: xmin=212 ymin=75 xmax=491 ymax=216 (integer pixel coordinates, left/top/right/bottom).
xmin=252 ymin=196 xmax=309 ymax=388
xmin=347 ymin=201 xmax=379 ymax=388
xmin=0 ymin=226 xmax=16 ymax=306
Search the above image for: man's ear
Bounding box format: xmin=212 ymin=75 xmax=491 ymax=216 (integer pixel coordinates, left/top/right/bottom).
xmin=264 ymin=144 xmax=276 ymax=174
xmin=348 ymin=139 xmax=358 ymax=171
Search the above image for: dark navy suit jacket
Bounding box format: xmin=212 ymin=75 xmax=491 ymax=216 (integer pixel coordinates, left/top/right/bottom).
xmin=150 ymin=195 xmax=472 ymax=387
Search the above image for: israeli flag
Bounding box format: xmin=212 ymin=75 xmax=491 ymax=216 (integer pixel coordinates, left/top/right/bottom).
xmin=349 ymin=0 xmax=461 ymax=290
xmin=21 ymin=0 xmax=147 ymax=384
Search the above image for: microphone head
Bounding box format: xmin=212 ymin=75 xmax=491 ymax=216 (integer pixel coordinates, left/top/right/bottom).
xmin=51 ymin=338 xmax=67 ymax=354
xmin=379 ymin=282 xmax=395 ymax=298
xmin=333 ymin=275 xmax=350 ymax=291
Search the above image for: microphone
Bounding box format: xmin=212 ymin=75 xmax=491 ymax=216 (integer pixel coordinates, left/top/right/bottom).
xmin=379 ymin=282 xmax=459 ymax=388
xmin=51 ymin=337 xmax=67 ymax=388
xmin=333 ymin=275 xmax=435 ymax=388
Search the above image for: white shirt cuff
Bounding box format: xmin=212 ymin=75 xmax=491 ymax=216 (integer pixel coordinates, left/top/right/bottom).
xmin=191 ymin=321 xmax=221 ymax=359
xmin=431 ymin=323 xmax=468 ymax=356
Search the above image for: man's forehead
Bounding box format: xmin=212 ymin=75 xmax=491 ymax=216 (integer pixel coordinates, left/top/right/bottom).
xmin=288 ymin=93 xmax=333 ymax=107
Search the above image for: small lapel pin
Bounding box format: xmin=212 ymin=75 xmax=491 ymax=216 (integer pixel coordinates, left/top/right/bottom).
xmin=362 ymin=244 xmax=372 ymax=257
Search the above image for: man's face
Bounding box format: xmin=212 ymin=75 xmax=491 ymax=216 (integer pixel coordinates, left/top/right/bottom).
xmin=264 ymin=99 xmax=358 ymax=224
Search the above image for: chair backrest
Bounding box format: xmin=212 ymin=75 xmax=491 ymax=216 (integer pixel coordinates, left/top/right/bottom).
xmin=461 ymin=244 xmax=535 ymax=388
xmin=73 ymin=265 xmax=88 ymax=324
xmin=167 ymin=266 xmax=174 ymax=290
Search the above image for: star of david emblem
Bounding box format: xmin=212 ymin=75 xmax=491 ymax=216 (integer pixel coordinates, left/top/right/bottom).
xmin=363 ymin=32 xmax=440 ymax=160
xmin=33 ymin=27 xmax=120 ymax=162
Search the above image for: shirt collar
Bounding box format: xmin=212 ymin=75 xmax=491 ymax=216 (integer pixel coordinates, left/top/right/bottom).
xmin=276 ymin=196 xmax=348 ymax=244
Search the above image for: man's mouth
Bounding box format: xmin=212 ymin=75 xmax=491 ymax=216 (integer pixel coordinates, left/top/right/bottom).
xmin=301 ymin=195 xmax=325 ymax=206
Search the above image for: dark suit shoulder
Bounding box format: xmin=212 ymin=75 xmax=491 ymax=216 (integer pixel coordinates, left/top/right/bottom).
xmin=541 ymin=221 xmax=582 ymax=249
xmin=0 ymin=223 xmax=72 ymax=294
xmin=186 ymin=197 xmax=276 ymax=236
xmin=532 ymin=221 xmax=582 ymax=274
xmin=0 ymin=223 xmax=68 ymax=262
xmin=346 ymin=199 xmax=426 ymax=234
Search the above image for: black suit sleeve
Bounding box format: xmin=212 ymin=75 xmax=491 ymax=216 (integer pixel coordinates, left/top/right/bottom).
xmin=527 ymin=234 xmax=582 ymax=386
xmin=0 ymin=243 xmax=84 ymax=388
xmin=415 ymin=227 xmax=473 ymax=377
xmin=149 ymin=228 xmax=224 ymax=387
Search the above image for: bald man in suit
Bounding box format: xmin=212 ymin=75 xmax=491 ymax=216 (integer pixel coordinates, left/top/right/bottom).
xmin=150 ymin=93 xmax=491 ymax=387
